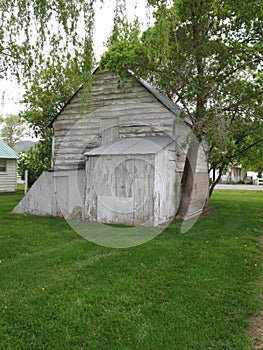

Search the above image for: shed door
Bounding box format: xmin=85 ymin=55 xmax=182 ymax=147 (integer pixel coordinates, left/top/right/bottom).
xmin=100 ymin=117 xmax=119 ymax=145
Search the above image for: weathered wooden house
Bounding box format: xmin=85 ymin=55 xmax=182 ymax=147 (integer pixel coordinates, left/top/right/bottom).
xmin=0 ymin=139 xmax=19 ymax=192
xmin=13 ymin=69 xmax=208 ymax=225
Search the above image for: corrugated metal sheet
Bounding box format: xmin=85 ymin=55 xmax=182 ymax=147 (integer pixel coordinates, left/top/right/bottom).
xmin=0 ymin=139 xmax=19 ymax=159
xmin=84 ymin=136 xmax=174 ymax=156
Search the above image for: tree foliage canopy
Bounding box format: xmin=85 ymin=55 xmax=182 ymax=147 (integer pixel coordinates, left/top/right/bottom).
xmin=0 ymin=0 xmax=96 ymax=81
xmin=1 ymin=0 xmax=99 ymax=186
xmin=2 ymin=0 xmax=262 ymax=208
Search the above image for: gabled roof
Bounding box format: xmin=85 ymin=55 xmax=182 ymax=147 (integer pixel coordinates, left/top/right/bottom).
xmin=84 ymin=136 xmax=174 ymax=156
xmin=0 ymin=139 xmax=19 ymax=159
xmin=137 ymin=77 xmax=192 ymax=126
xmin=49 ymin=68 xmax=192 ymax=127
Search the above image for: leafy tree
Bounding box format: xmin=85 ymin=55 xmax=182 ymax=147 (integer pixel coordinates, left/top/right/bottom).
xmin=101 ymin=0 xmax=263 ymax=215
xmin=2 ymin=0 xmax=262 ymax=217
xmin=0 ymin=114 xmax=28 ymax=147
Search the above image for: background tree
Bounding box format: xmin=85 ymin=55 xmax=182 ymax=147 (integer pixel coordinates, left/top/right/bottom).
xmin=2 ymin=0 xmax=262 ymax=215
xmin=0 ymin=114 xmax=28 ymax=147
xmin=101 ymin=0 xmax=263 ymax=215
xmin=240 ymin=141 xmax=263 ymax=178
xmin=17 ymin=58 xmax=84 ymax=186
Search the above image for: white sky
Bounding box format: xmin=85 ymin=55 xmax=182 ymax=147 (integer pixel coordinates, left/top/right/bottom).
xmin=0 ymin=0 xmax=152 ymax=117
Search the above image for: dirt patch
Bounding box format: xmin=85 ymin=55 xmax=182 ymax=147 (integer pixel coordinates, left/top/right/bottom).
xmin=248 ymin=236 xmax=263 ymax=349
xmin=200 ymin=205 xmax=216 ymax=216
xmin=249 ymin=311 xmax=263 ymax=349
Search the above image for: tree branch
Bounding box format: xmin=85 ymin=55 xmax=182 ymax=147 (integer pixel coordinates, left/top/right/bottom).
xmin=222 ymin=95 xmax=252 ymax=113
xmin=233 ymin=139 xmax=263 ymax=159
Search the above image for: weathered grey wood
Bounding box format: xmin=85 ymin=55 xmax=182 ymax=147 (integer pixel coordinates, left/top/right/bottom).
xmin=100 ymin=117 xmax=119 ymax=145
xmin=83 ymin=138 xmax=180 ymax=226
xmin=52 ymin=70 xmax=190 ymax=171
xmin=0 ymin=159 xmax=17 ymax=192
xmin=153 ymin=144 xmax=179 ymax=225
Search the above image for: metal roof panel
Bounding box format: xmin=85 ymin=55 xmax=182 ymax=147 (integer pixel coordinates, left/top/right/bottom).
xmin=84 ymin=136 xmax=174 ymax=156
xmin=0 ymin=139 xmax=19 ymax=159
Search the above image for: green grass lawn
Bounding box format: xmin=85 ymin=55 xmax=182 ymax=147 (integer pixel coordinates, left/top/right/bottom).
xmin=0 ymin=190 xmax=262 ymax=350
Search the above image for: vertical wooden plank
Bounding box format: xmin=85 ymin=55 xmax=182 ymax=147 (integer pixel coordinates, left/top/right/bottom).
xmin=84 ymin=157 xmax=97 ymax=221
xmin=100 ymin=117 xmax=119 ymax=145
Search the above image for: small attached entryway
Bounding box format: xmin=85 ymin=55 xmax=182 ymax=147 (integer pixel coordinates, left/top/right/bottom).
xmin=84 ymin=136 xmax=179 ymax=226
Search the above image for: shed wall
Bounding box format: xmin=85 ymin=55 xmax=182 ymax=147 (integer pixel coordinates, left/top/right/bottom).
xmin=154 ymin=144 xmax=179 ymax=225
xmin=15 ymin=69 xmax=209 ymax=223
xmin=0 ymin=159 xmax=17 ymax=192
xmin=13 ymin=169 xmax=85 ymax=218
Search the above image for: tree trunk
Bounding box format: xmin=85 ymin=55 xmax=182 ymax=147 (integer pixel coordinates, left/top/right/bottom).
xmin=176 ymin=137 xmax=200 ymax=219
xmin=209 ymin=167 xmax=223 ymax=197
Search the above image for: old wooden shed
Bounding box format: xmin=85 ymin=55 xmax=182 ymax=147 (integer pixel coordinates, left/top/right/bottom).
xmin=13 ymin=68 xmax=208 ymax=224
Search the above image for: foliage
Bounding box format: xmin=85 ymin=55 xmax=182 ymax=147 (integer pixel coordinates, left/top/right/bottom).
xmin=101 ymin=0 xmax=263 ymax=198
xmin=0 ymin=114 xmax=27 ymax=147
xmin=0 ymin=1 xmax=99 ymax=192
xmin=240 ymin=141 xmax=263 ymax=176
xmin=18 ymin=140 xmax=51 ymax=187
xmin=0 ymin=190 xmax=263 ymax=349
xmin=1 ymin=1 xmax=97 ymax=185
xmin=0 ymin=0 xmax=96 ymax=82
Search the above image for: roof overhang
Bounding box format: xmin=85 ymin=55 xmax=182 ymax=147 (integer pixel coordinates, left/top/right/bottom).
xmin=84 ymin=136 xmax=174 ymax=157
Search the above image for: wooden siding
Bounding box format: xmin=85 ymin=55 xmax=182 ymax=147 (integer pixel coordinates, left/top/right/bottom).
xmin=154 ymin=144 xmax=179 ymax=225
xmin=0 ymin=159 xmax=17 ymax=192
xmin=14 ymin=70 xmax=209 ymax=224
xmin=52 ymin=70 xmax=189 ymax=170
